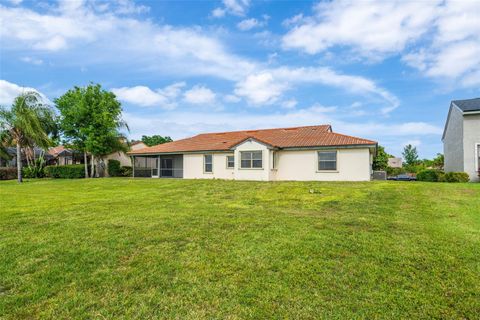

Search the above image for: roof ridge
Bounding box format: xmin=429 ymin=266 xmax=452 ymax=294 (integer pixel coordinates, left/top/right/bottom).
xmin=197 ymin=124 xmax=331 ymax=136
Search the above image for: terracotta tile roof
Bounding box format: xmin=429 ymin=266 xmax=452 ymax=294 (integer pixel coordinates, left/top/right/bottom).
xmin=129 ymin=125 xmax=377 ymax=155
xmin=48 ymin=145 xmax=67 ymax=157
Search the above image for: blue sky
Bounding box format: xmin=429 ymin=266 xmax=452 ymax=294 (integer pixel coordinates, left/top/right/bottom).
xmin=1 ymin=0 xmax=479 ymax=158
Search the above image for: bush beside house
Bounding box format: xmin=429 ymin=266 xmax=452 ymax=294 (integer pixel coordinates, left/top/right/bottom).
xmin=107 ymin=159 xmax=121 ymax=177
xmin=45 ymin=165 xmax=85 ymax=179
xmin=0 ymin=167 xmax=17 ymax=180
xmin=417 ymin=169 xmax=469 ymax=183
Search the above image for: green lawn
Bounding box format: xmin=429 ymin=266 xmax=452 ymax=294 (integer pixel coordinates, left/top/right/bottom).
xmin=1 ymin=179 xmax=479 ymax=319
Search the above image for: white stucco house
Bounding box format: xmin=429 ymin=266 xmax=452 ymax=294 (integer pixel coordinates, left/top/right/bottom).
xmin=442 ymin=98 xmax=480 ymax=182
xmin=128 ymin=125 xmax=377 ymax=181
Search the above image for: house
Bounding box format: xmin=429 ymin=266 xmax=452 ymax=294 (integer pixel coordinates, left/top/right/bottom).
xmin=103 ymin=141 xmax=146 ymax=167
xmin=442 ymin=98 xmax=480 ymax=182
xmin=0 ymin=147 xmax=54 ymax=167
xmin=128 ymin=125 xmax=377 ymax=181
xmin=387 ymin=157 xmax=402 ymax=168
xmin=48 ymin=146 xmax=85 ymax=165
xmin=48 ymin=141 xmax=147 ymax=175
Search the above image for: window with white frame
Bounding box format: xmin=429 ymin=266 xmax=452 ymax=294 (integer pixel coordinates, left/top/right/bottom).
xmin=318 ymin=151 xmax=337 ymax=171
xmin=240 ymin=151 xmax=262 ymax=169
xmin=226 ymin=155 xmax=234 ymax=168
xmin=204 ymin=154 xmax=213 ymax=173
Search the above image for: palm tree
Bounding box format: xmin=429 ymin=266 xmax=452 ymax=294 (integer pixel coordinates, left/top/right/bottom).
xmin=0 ymin=92 xmax=54 ymax=183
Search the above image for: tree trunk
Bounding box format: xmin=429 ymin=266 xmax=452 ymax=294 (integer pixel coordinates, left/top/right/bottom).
xmin=90 ymin=155 xmax=95 ymax=178
xmin=84 ymin=152 xmax=88 ymax=178
xmin=16 ymin=142 xmax=22 ymax=183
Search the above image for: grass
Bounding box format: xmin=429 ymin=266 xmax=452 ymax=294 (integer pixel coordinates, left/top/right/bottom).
xmin=0 ymin=178 xmax=479 ymax=319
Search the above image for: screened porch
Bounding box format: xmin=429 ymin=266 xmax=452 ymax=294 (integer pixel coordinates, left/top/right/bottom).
xmin=132 ymin=154 xmax=183 ymax=178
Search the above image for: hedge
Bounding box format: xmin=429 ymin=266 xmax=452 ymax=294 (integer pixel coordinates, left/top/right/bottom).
xmin=108 ymin=159 xmax=121 ymax=177
xmin=442 ymin=172 xmax=470 ymax=183
xmin=416 ymin=169 xmax=444 ymax=182
xmin=119 ymin=166 xmax=132 ymax=177
xmin=45 ymin=165 xmax=85 ymax=179
xmin=0 ymin=167 xmax=17 ymax=180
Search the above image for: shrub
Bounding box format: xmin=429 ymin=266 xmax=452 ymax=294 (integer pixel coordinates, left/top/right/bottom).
xmin=108 ymin=159 xmax=121 ymax=177
xmin=443 ymin=172 xmax=470 ymax=183
xmin=45 ymin=165 xmax=85 ymax=179
xmin=23 ymin=158 xmax=46 ymax=178
xmin=416 ymin=169 xmax=444 ymax=182
xmin=119 ymin=166 xmax=132 ymax=177
xmin=0 ymin=167 xmax=17 ymax=180
xmin=386 ymin=167 xmax=406 ymax=176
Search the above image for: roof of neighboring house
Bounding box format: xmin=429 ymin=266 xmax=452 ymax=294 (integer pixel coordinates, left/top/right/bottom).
xmin=129 ymin=125 xmax=377 ymax=155
xmin=130 ymin=141 xmax=144 ymax=146
xmin=452 ymin=98 xmax=480 ymax=112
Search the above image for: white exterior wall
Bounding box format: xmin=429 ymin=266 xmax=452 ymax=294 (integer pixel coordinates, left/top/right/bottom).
xmin=164 ymin=141 xmax=372 ymax=181
xmin=183 ymin=153 xmax=234 ymax=179
xmin=463 ymin=114 xmax=480 ymax=182
xmin=233 ymin=140 xmax=271 ymax=181
xmin=274 ymin=148 xmax=371 ymax=181
xmin=443 ymin=106 xmax=465 ymax=173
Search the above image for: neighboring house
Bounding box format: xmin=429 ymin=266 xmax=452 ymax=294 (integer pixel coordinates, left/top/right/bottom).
xmin=128 ymin=125 xmax=377 ymax=181
xmin=48 ymin=141 xmax=147 ymax=176
xmin=388 ymin=157 xmax=403 ymax=168
xmin=48 ymin=146 xmax=85 ymax=165
xmin=442 ymin=98 xmax=480 ymax=182
xmin=103 ymin=141 xmax=146 ymax=167
xmin=0 ymin=147 xmax=53 ymax=167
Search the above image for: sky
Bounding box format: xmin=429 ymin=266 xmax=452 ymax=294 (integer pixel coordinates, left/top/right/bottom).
xmin=1 ymin=0 xmax=479 ymax=158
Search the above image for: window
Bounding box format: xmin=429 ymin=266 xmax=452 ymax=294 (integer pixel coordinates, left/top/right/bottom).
xmin=240 ymin=151 xmax=262 ymax=169
xmin=204 ymin=154 xmax=213 ymax=173
xmin=318 ymin=151 xmax=337 ymax=171
xmin=272 ymin=151 xmax=277 ymax=169
xmin=226 ymin=155 xmax=234 ymax=168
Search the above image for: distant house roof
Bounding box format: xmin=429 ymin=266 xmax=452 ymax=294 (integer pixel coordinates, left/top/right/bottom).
xmin=48 ymin=146 xmax=79 ymax=157
xmin=452 ymin=98 xmax=480 ymax=113
xmin=129 ymin=125 xmax=377 ymax=155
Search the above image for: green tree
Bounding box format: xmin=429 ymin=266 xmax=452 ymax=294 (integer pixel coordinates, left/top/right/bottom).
xmin=372 ymin=145 xmax=392 ymax=170
xmin=432 ymin=153 xmax=444 ymax=169
xmin=402 ymin=144 xmax=419 ymax=166
xmin=141 ymin=135 xmax=172 ymax=147
xmin=55 ymin=84 xmax=128 ymax=178
xmin=0 ymin=92 xmax=55 ymax=183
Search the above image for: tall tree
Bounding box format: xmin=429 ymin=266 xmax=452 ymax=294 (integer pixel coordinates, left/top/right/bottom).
xmin=372 ymin=145 xmax=392 ymax=170
xmin=0 ymin=92 xmax=54 ymax=183
xmin=402 ymin=144 xmax=419 ymax=166
xmin=141 ymin=135 xmax=172 ymax=147
xmin=432 ymin=153 xmax=444 ymax=169
xmin=55 ymin=84 xmax=128 ymax=178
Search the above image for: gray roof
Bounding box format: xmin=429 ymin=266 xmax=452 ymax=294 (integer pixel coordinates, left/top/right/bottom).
xmin=452 ymin=98 xmax=480 ymax=112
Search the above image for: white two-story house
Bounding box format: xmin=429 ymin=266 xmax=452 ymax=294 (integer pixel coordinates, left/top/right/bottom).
xmin=443 ymin=98 xmax=480 ymax=182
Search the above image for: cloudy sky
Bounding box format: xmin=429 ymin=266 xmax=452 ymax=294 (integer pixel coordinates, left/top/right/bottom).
xmin=1 ymin=0 xmax=479 ymax=158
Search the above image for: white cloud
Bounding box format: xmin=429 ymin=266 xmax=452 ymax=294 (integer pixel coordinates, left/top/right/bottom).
xmin=282 ymin=0 xmax=480 ymax=88
xmin=211 ymin=7 xmax=226 ymax=18
xmin=232 ymin=66 xmax=399 ymax=113
xmin=282 ymin=1 xmax=438 ymax=56
xmin=183 ymin=85 xmax=216 ymax=105
xmin=112 ymin=82 xmax=185 ymax=109
xmin=281 ymin=99 xmax=297 ymax=109
xmin=223 ymin=0 xmax=250 ymax=16
xmin=223 ymin=94 xmax=241 ymax=103
xmin=7 ymin=0 xmax=23 ymax=5
xmin=0 ymin=1 xmax=400 ymax=114
xmin=20 ymin=56 xmax=43 ymax=65
xmin=237 ymin=18 xmax=265 ymax=31
xmin=0 ymin=2 xmax=256 ymax=81
xmin=234 ymin=72 xmax=287 ymax=105
xmin=0 ymin=79 xmax=49 ymax=105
